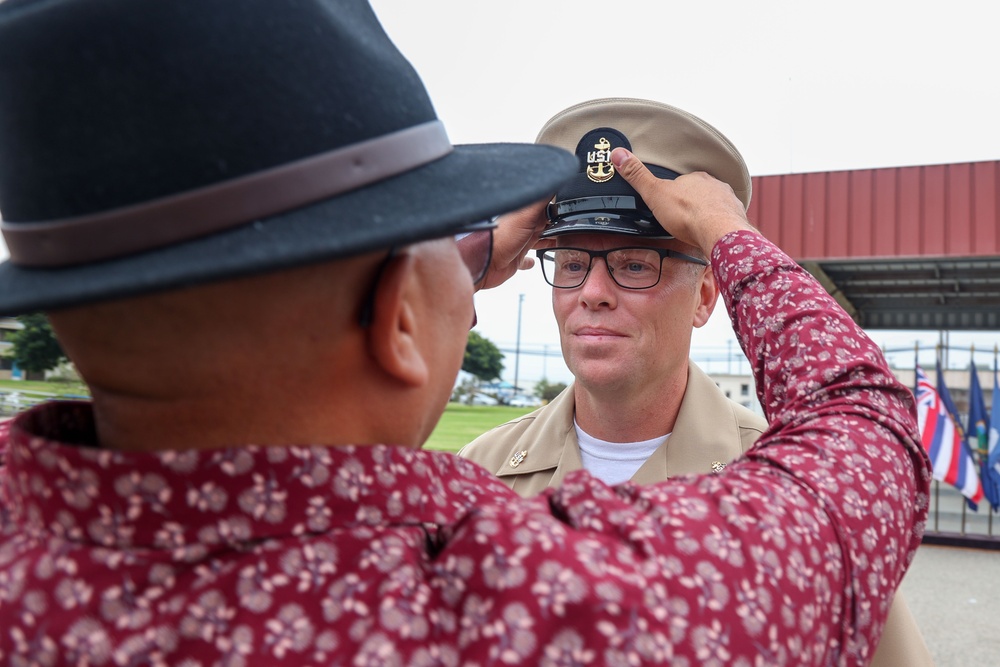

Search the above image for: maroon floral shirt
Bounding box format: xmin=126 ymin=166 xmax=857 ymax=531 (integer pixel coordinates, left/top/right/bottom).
xmin=0 ymin=231 xmax=930 ymax=666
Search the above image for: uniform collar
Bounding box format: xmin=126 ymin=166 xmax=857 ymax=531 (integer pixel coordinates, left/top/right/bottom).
xmin=494 ymin=386 xmax=577 ymax=479
xmin=493 ymin=363 xmax=749 ymax=486
xmin=631 ymin=363 xmax=747 ymax=483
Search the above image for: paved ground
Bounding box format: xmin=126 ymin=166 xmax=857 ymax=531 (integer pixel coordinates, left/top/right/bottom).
xmin=900 ymin=544 xmax=1000 ymax=666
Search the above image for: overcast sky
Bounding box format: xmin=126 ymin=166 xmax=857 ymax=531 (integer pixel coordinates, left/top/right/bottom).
xmin=369 ymin=0 xmax=1000 ymax=387
xmin=3 ymin=1 xmax=999 ymax=388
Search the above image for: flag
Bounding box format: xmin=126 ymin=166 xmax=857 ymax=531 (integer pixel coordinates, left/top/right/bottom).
xmin=936 ymin=360 xmax=964 ymax=439
xmin=915 ymin=365 xmax=984 ymax=509
xmin=986 ymin=363 xmax=1000 ymax=511
xmin=968 ymin=362 xmax=998 ymax=511
xmin=967 ymin=363 xmax=989 ymax=458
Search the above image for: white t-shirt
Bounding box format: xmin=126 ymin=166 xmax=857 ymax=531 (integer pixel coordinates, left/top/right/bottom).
xmin=574 ymin=419 xmax=669 ymax=485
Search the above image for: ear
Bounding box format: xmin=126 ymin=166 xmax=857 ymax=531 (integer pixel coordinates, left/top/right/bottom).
xmin=365 ymin=253 xmax=430 ymax=388
xmin=692 ymin=267 xmax=719 ymax=328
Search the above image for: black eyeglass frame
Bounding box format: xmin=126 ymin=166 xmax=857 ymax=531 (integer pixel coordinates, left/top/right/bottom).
xmin=535 ymin=245 xmax=708 ymax=291
xmin=358 ymin=218 xmax=497 ymax=327
xmin=454 ymin=217 xmax=498 ymax=286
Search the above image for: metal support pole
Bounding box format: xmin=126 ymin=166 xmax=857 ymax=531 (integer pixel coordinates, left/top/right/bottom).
xmin=514 ymin=294 xmax=524 ymax=396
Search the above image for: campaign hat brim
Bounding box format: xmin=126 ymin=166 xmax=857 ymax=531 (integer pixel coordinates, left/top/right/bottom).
xmin=0 ymin=143 xmax=575 ymax=314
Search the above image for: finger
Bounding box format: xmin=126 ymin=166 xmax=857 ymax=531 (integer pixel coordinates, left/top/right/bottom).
xmin=610 ymin=148 xmax=664 ymax=203
xmin=499 ymin=198 xmax=550 ymax=235
xmin=609 ymin=147 xmax=682 ymax=240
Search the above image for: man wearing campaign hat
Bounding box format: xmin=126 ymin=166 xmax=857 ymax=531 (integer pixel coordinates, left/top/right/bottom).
xmin=0 ymin=4 xmax=929 ymax=664
xmin=461 ymin=98 xmax=932 ymax=667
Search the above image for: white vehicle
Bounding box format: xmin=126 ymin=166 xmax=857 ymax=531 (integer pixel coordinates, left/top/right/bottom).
xmin=508 ymin=394 xmax=541 ymax=408
xmin=469 ymin=393 xmax=500 ymax=406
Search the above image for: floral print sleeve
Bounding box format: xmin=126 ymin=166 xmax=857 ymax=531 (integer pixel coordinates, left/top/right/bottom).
xmin=541 ymin=230 xmax=930 ymax=664
xmin=0 ymin=232 xmax=929 ymax=666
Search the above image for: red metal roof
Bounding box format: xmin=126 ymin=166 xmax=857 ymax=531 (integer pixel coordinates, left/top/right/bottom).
xmin=748 ymin=160 xmax=1000 ymax=261
xmin=745 ymin=160 xmax=1000 ymax=330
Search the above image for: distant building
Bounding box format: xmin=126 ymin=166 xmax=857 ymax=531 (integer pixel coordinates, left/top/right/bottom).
xmin=706 ymin=369 xmax=764 ymax=416
xmin=705 ymin=363 xmax=997 ymax=428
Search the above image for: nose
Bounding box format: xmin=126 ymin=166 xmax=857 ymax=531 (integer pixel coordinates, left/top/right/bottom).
xmin=578 ymin=257 xmax=618 ymax=309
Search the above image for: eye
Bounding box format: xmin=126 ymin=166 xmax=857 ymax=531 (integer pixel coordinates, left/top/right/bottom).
xmin=553 ymin=251 xmax=588 ymax=274
xmin=610 ymin=250 xmax=657 ymax=275
xmin=623 ymin=261 xmax=651 ymax=273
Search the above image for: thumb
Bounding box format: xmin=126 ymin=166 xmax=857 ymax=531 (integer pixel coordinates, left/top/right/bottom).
xmin=610 ymin=146 xmax=753 ymax=254
xmin=611 ymin=147 xmax=663 ymax=203
xmin=610 ymin=146 xmax=676 ymax=239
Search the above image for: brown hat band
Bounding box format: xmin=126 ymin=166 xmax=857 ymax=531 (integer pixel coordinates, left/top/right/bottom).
xmin=1 ymin=121 xmax=452 ymax=268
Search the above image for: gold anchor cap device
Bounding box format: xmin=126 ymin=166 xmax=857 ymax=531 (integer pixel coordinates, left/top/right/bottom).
xmin=535 ymin=97 xmax=751 ymax=239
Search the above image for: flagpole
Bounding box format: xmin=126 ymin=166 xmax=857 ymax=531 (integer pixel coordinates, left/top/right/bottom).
xmin=919 ymin=341 xmax=940 ymax=533
xmin=971 ymin=342 xmax=976 ymax=464
xmin=921 ymin=341 xmax=942 ymax=533
xmin=934 ymin=344 xmax=940 ymax=532
xmin=959 ymin=341 xmax=968 ymax=531
xmin=971 ymin=342 xmax=981 ymax=532
xmin=970 ymin=343 xmax=988 ymax=530
xmin=994 ymin=343 xmax=999 ymax=533
xmin=938 ymin=344 xmax=970 ymax=533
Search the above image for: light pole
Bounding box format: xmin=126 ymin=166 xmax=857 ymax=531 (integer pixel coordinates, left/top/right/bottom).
xmin=514 ymin=293 xmax=524 ymax=396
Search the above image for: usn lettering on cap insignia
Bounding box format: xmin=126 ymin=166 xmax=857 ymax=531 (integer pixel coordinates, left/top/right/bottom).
xmin=510 ymin=450 xmax=528 ymax=468
xmin=586 ymin=137 xmax=614 ymax=183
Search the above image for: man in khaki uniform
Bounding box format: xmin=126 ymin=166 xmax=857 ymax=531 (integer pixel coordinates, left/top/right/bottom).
xmin=461 ymin=358 xmax=763 ymax=494
xmin=461 ymin=98 xmax=933 ymax=667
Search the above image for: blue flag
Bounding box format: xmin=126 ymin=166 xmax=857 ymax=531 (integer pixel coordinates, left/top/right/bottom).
xmin=936 ymin=360 xmax=965 ymax=438
xmin=968 ymin=363 xmax=998 ymax=511
xmin=987 ymin=364 xmax=1000 ymax=512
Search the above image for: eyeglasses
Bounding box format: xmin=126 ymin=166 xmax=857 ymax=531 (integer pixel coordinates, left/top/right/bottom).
xmin=359 ymin=219 xmax=496 ymax=327
xmin=454 ymin=218 xmax=497 ymax=286
xmin=536 ymin=246 xmax=708 ymax=290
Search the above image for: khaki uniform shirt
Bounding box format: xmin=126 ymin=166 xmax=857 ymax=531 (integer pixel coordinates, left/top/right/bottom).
xmin=460 ymin=363 xmax=763 ymax=494
xmin=460 ymin=362 xmax=933 ymax=667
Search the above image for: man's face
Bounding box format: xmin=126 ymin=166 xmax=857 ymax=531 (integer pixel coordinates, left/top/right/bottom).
xmin=549 ymin=232 xmax=717 ymax=396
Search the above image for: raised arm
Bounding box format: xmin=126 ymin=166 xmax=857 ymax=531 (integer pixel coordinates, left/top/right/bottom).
xmin=546 ymin=148 xmax=932 ymax=663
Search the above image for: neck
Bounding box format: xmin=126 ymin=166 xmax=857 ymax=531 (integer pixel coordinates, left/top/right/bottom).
xmin=85 ymin=360 xmax=408 ymax=452
xmin=572 ymin=363 xmax=688 ymax=442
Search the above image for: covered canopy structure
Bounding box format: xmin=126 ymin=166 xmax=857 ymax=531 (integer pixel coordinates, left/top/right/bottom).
xmin=748 ymin=160 xmax=1000 ymax=330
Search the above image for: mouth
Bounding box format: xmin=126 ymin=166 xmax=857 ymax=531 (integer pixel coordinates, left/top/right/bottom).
xmin=572 ymin=327 xmax=627 ymax=339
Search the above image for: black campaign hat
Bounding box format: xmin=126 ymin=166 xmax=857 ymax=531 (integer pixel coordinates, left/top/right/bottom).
xmin=0 ymin=0 xmax=576 ymax=315
xmin=535 ymin=98 xmax=750 ymax=239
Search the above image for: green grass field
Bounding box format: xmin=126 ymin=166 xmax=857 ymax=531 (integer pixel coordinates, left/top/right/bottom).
xmin=424 ymin=403 xmax=535 ymax=452
xmin=0 ymin=378 xmax=89 ymax=398
xmin=1 ymin=383 xmax=531 ymax=451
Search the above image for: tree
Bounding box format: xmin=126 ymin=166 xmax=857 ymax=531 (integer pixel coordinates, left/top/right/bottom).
xmin=11 ymin=314 xmax=65 ymax=375
xmin=462 ymin=331 xmax=504 ymax=383
xmin=535 ymin=378 xmax=568 ymax=403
